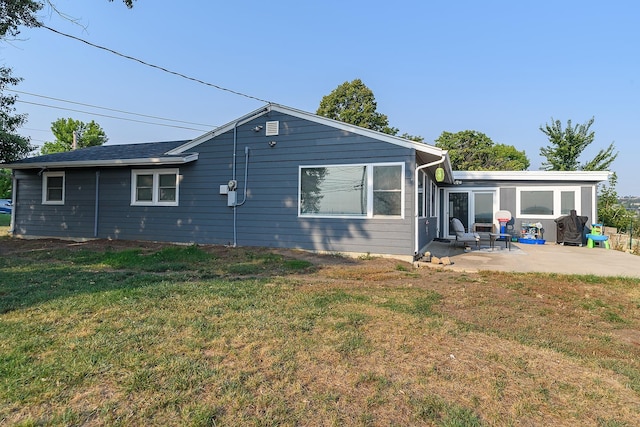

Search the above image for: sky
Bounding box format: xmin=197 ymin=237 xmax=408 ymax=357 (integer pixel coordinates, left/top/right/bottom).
xmin=1 ymin=0 xmax=638 ymax=196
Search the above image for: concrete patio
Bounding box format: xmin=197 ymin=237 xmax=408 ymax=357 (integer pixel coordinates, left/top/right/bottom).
xmin=420 ymin=239 xmax=640 ymax=278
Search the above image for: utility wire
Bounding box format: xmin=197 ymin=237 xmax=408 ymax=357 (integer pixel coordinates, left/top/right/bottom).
xmin=41 ymin=24 xmax=271 ymax=104
xmin=17 ymin=100 xmax=209 ymax=132
xmin=9 ymin=89 xmax=217 ymax=128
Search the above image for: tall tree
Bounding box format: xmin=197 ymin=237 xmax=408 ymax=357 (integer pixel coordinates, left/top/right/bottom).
xmin=434 ymin=130 xmax=530 ymax=171
xmin=317 ymin=79 xmax=399 ymax=135
xmin=41 ymin=118 xmax=107 ymax=154
xmin=539 ymin=117 xmax=617 ymax=171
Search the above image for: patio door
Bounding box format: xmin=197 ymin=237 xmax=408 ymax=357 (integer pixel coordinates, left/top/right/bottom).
xmin=445 ymin=189 xmax=498 ymax=238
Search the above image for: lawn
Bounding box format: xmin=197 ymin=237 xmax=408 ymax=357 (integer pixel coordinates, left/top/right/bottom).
xmin=1 ymin=238 xmax=640 ymax=426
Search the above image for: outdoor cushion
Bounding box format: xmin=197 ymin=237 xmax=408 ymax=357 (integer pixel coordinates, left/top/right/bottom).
xmin=451 ymin=218 xmax=480 ymax=249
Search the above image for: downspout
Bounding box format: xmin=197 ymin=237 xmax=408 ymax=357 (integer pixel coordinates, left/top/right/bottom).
xmin=236 ymin=147 xmax=250 ymax=206
xmin=414 ymin=155 xmax=446 ymax=256
xmin=94 ymin=170 xmax=100 ymax=237
xmin=230 ymin=105 xmax=271 ymax=247
xmin=232 ymin=121 xmax=239 ymax=247
xmin=9 ymin=170 xmax=16 ymax=235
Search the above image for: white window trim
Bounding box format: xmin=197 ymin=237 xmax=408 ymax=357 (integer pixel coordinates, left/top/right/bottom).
xmin=298 ymin=162 xmax=405 ymax=219
xmin=131 ymin=168 xmax=180 ymax=206
xmin=417 ymin=171 xmax=425 ymax=218
xmin=430 ymin=180 xmax=438 ymax=218
xmin=42 ymin=171 xmax=65 ymax=205
xmin=516 ymin=186 xmax=581 ymax=219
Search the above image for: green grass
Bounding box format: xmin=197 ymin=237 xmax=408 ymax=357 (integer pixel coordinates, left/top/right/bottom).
xmin=1 ymin=242 xmax=640 ymax=426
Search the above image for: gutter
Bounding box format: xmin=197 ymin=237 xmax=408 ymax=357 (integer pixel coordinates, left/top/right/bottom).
xmin=414 ymin=154 xmax=447 ymax=256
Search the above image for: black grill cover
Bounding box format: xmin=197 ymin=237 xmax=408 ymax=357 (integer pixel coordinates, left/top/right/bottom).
xmin=555 ymin=210 xmax=589 ymax=245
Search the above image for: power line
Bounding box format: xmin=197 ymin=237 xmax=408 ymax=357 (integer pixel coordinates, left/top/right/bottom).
xmin=9 ymin=89 xmax=217 ymax=128
xmin=16 ymin=99 xmax=210 ymax=132
xmin=41 ymin=24 xmax=271 ymax=104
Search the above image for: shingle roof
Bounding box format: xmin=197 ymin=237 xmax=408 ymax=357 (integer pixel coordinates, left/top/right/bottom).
xmin=3 ymin=140 xmax=197 ymax=169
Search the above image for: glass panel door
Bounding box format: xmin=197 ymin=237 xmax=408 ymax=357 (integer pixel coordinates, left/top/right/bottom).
xmin=448 ymin=192 xmax=469 ymax=235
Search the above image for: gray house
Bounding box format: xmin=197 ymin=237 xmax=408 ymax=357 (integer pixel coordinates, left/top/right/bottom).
xmin=4 ymin=104 xmax=609 ymax=259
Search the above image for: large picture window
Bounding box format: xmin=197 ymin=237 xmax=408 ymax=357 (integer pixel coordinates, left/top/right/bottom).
xmin=131 ymin=169 xmax=179 ymax=206
xmin=516 ymin=187 xmax=581 ymax=218
xmin=299 ymin=163 xmax=404 ymax=218
xmin=42 ymin=171 xmax=65 ymax=205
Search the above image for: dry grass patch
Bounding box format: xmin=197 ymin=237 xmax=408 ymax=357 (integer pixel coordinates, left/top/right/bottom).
xmin=1 ymin=238 xmax=639 ymax=426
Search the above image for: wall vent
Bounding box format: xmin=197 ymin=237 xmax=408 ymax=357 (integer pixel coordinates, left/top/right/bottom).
xmin=265 ymin=121 xmax=279 ymax=136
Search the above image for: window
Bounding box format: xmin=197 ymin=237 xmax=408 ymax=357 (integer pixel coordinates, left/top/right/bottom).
xmin=42 ymin=171 xmax=65 ymax=204
xmin=516 ymin=187 xmax=581 ymax=218
xmin=299 ymin=163 xmax=404 ymax=218
xmin=131 ymin=169 xmax=179 ymax=206
xmin=417 ymin=172 xmax=425 ymax=217
xmin=430 ymin=181 xmax=437 ymax=217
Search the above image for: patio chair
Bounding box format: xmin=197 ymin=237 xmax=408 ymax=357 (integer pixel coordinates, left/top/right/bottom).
xmin=450 ymin=218 xmax=480 ymax=249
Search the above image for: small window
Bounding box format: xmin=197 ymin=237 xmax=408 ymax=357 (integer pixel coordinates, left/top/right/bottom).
xmin=131 ymin=169 xmax=179 ymax=206
xmin=430 ymin=181 xmax=437 ymax=217
xmin=417 ymin=172 xmax=424 ymax=217
xmin=42 ymin=171 xmax=65 ymax=205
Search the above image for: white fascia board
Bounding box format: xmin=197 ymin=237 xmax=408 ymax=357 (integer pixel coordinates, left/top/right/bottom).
xmin=453 ymin=170 xmax=610 ymax=182
xmin=169 ymin=103 xmax=444 ymax=157
xmin=167 ymin=105 xmax=272 ymax=155
xmin=5 ymin=153 xmax=199 ymax=170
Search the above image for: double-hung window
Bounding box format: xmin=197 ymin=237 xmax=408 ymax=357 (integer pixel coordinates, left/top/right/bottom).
xmin=42 ymin=171 xmax=65 ymax=205
xmin=131 ymin=169 xmax=179 ymax=206
xmin=299 ymin=163 xmax=404 ymax=218
xmin=516 ymin=186 xmax=581 ymax=219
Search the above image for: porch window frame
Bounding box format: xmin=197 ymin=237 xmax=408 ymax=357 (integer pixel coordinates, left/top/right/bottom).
xmin=516 ymin=186 xmax=581 ymax=219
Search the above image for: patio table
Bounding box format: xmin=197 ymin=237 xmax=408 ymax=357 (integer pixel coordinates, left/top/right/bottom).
xmin=490 ymin=233 xmax=512 ymax=251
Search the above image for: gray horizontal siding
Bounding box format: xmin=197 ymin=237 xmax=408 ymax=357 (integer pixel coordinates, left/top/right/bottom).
xmin=14 ymin=111 xmax=418 ymax=256
xmin=13 ymin=170 xmax=96 ymax=238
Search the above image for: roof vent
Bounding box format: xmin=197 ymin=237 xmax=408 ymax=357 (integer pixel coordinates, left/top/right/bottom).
xmin=265 ymin=121 xmax=279 ymax=136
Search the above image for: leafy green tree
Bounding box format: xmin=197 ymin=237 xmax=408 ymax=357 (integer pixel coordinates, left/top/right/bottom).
xmin=0 ymin=0 xmax=42 ymax=38
xmin=400 ymin=133 xmax=424 ymax=143
xmin=597 ymin=173 xmax=635 ymax=231
xmin=539 ymin=117 xmax=618 ymax=171
xmin=434 ymin=130 xmax=529 ymax=171
xmin=41 ymin=118 xmax=108 ymax=154
xmin=317 ymin=79 xmax=399 ymax=135
xmin=0 ymin=67 xmax=32 ymax=197
xmin=0 ymin=67 xmax=33 ymax=164
xmin=1 ymin=1 xmax=134 ymax=40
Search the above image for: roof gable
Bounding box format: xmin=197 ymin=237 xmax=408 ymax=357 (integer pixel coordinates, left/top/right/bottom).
xmin=167 ymin=103 xmax=445 ymax=158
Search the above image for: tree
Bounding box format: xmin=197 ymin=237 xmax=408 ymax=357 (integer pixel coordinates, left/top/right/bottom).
xmin=1 ymin=1 xmax=134 ymax=39
xmin=317 ymin=79 xmax=399 ymax=135
xmin=41 ymin=118 xmax=107 ymax=154
xmin=539 ymin=117 xmax=618 ymax=171
xmin=597 ymin=173 xmax=633 ymax=228
xmin=434 ymin=130 xmax=530 ymax=171
xmin=0 ymin=67 xmax=33 ymax=163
